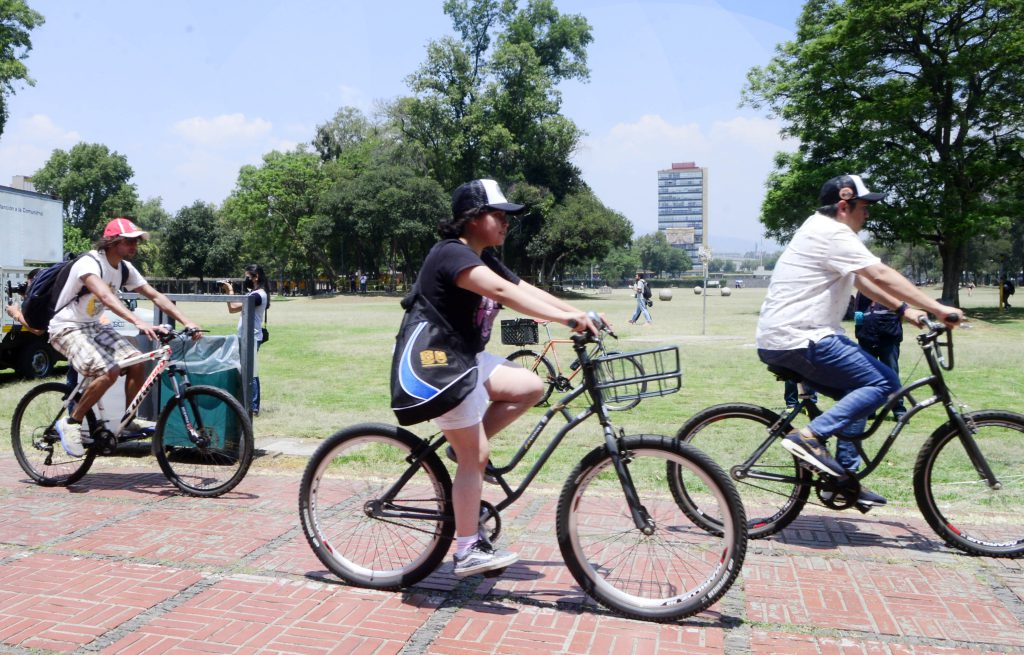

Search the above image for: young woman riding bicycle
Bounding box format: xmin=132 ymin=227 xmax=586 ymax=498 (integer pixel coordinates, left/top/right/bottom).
xmin=416 ymin=179 xmax=600 ymax=578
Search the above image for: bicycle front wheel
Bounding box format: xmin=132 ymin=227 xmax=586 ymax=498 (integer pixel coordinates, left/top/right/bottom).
xmin=11 ymin=382 xmax=97 ymax=486
xmin=672 ymin=403 xmax=811 ymax=539
xmin=914 ymin=410 xmax=1024 ymax=557
xmin=298 ymin=423 xmax=454 ymax=589
xmin=556 ymin=435 xmax=747 ymax=621
xmin=506 ymin=349 xmax=555 ymax=406
xmin=152 ymin=385 xmax=254 ymax=497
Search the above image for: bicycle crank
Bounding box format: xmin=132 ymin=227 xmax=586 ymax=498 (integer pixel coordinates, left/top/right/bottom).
xmin=816 ymin=475 xmax=860 ymax=511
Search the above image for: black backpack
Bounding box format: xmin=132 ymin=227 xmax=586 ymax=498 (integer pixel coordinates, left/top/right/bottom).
xmin=20 ymin=254 xmax=128 ymax=331
xmin=641 ymin=280 xmax=652 ymax=300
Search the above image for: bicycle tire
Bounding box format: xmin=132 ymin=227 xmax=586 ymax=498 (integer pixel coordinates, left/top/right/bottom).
xmin=506 ymin=349 xmax=555 ymax=406
xmin=298 ymin=423 xmax=454 ymax=589
xmin=601 ymin=351 xmax=644 ymax=411
xmin=556 ymin=434 xmax=747 ymax=621
xmin=152 ymin=385 xmax=254 ymax=497
xmin=914 ymin=410 xmax=1024 ymax=557
xmin=11 ymin=382 xmax=97 ymax=486
xmin=672 ymin=403 xmax=811 ymax=539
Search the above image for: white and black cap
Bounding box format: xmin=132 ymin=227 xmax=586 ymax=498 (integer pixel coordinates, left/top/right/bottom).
xmin=451 ymin=179 xmax=526 ymax=217
xmin=819 ymin=174 xmax=884 ymax=205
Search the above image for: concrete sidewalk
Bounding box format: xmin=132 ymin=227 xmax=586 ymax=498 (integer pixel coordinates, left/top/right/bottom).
xmin=0 ymin=454 xmax=1021 ymax=655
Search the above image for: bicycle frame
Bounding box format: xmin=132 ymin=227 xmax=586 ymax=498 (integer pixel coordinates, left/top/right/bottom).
xmin=742 ymin=322 xmax=1001 ymax=490
xmin=372 ymin=334 xmax=656 ymax=532
xmin=65 ymin=338 xmax=195 ymax=443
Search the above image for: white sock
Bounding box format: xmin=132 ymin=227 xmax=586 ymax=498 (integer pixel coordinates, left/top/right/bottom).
xmin=456 ymin=535 xmax=478 ymax=557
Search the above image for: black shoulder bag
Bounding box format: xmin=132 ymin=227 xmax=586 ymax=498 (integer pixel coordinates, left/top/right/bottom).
xmin=390 ymin=286 xmax=479 ymax=426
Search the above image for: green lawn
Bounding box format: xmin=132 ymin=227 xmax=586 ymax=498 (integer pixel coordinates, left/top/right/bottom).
xmin=2 ymin=283 xmax=1022 ymax=499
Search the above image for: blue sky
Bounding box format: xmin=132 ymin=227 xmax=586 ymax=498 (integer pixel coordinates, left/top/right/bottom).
xmin=1 ymin=0 xmax=804 ymax=253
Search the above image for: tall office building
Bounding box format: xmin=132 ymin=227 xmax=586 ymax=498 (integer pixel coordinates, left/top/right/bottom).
xmin=657 ymin=162 xmax=707 ymax=263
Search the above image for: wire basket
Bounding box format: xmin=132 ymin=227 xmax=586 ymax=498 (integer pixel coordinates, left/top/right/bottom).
xmin=594 ymin=346 xmax=681 ymax=404
xmin=500 ymin=318 xmax=539 ymax=345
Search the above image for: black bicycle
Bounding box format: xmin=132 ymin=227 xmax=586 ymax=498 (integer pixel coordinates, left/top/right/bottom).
xmin=670 ymin=316 xmax=1024 ymax=558
xmin=299 ymin=315 xmax=747 ymax=622
xmin=11 ymin=327 xmax=254 ymax=497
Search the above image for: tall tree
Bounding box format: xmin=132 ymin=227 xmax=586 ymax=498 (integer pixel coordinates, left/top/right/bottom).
xmin=159 ymin=201 xmax=238 ymax=282
xmin=527 ymin=189 xmax=631 ymax=283
xmin=397 ymin=0 xmax=591 ymax=196
xmin=0 ymin=0 xmax=43 ymax=139
xmin=221 ymin=149 xmax=334 ymax=284
xmin=744 ymin=0 xmax=1024 ymax=304
xmin=31 ymin=142 xmax=139 ymax=240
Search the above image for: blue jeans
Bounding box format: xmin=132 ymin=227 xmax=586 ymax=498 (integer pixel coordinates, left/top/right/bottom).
xmin=759 ymin=334 xmax=900 ymax=471
xmin=630 ymin=295 xmax=652 ymax=323
xmin=860 ymin=340 xmax=905 ymax=417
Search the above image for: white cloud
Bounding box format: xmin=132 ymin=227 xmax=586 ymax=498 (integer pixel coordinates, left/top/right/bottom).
xmin=172 ymin=113 xmax=273 ymax=148
xmin=0 ymin=114 xmax=80 ymax=183
xmin=575 ymin=114 xmax=796 ymax=252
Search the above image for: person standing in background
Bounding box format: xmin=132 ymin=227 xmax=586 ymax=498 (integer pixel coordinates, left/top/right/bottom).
xmin=223 ymin=264 xmax=269 ymax=415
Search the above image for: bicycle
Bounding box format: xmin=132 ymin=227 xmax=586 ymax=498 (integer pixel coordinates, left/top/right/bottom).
xmin=502 ymin=317 xmax=645 ymax=410
xmin=11 ymin=327 xmax=254 ymax=497
xmin=670 ymin=315 xmax=1024 ymax=558
xmin=299 ymin=315 xmax=747 ymax=622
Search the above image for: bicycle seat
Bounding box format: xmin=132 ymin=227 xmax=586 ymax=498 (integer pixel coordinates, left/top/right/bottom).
xmin=766 ymin=364 xmax=803 ymax=383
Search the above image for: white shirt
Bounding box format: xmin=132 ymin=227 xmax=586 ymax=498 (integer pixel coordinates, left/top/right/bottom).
xmin=756 ymin=213 xmax=880 ymax=350
xmin=236 ymin=288 xmax=268 ymax=344
xmin=49 ymin=250 xmax=146 ymax=333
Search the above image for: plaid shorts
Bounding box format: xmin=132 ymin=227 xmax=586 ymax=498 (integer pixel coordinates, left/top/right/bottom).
xmin=50 ymin=323 xmax=141 ymax=378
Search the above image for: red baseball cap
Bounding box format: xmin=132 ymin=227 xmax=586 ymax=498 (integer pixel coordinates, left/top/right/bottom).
xmin=103 ymin=217 xmax=149 ymax=240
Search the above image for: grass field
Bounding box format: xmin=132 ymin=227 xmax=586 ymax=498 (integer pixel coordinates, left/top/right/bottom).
xmin=2 ymin=284 xmax=1022 ymax=501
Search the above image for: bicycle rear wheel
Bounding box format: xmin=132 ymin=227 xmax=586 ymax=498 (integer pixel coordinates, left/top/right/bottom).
xmin=556 ymin=434 xmax=746 ymax=621
xmin=152 ymin=385 xmax=253 ymax=497
xmin=299 ymin=423 xmax=454 ymax=589
xmin=672 ymin=403 xmax=811 ymax=539
xmin=506 ymin=349 xmax=555 ymax=406
xmin=11 ymin=382 xmax=97 ymax=486
xmin=914 ymin=410 xmax=1024 ymax=557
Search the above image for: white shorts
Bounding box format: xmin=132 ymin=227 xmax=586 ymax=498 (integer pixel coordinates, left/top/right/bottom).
xmin=433 ymin=351 xmax=508 ymax=431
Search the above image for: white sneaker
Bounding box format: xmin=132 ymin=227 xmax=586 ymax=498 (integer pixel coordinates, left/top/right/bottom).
xmin=55 ymin=418 xmax=87 ymax=457
xmin=453 ymin=543 xmax=518 ymax=578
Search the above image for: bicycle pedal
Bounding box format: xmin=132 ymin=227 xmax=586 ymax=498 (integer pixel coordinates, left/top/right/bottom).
xmin=482 ymin=567 xmax=507 ymax=578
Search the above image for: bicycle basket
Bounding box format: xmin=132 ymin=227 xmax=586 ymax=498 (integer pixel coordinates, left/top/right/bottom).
xmin=594 ymin=346 xmax=682 ymax=404
xmin=500 ymin=318 xmax=539 ymax=346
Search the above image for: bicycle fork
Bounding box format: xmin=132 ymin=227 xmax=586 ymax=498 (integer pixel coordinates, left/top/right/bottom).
xmin=606 ymin=427 xmax=655 ymax=535
xmin=948 ymin=408 xmax=1002 ymax=490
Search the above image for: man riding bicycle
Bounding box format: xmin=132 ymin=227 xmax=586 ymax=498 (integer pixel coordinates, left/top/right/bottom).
xmin=50 ymin=218 xmax=201 ymax=456
xmin=756 ymin=175 xmax=963 ymax=509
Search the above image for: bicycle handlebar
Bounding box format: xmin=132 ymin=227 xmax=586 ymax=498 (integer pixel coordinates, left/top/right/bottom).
xmin=916 ymin=313 xmax=960 ymax=371
xmin=156 ymin=325 xmax=204 ymax=344
xmin=567 ymin=311 xmax=616 ymax=342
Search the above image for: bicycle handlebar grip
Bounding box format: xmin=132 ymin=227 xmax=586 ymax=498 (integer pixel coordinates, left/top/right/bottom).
xmin=945 ymin=313 xmax=961 ymax=324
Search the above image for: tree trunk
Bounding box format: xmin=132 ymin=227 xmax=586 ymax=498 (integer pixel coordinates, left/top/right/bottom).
xmin=938 ymin=239 xmax=965 ymax=307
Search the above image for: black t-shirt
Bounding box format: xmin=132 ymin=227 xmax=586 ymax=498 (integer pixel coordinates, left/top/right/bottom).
xmin=417 ymin=239 xmax=521 ymax=353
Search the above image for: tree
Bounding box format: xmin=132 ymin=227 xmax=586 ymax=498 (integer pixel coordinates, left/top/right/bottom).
xmin=312 ymin=106 xmax=374 ymax=163
xmin=132 ymin=197 xmax=172 ymax=276
xmin=600 ymin=246 xmax=641 ymax=287
xmin=159 ymin=201 xmax=239 ymax=282
xmin=0 ymin=0 xmax=43 ymax=139
xmin=397 ymin=0 xmax=591 ymax=196
xmin=526 ymin=189 xmax=631 ymax=283
xmin=221 ymin=149 xmax=334 ymax=285
xmin=31 ymin=142 xmax=139 ymax=240
xmin=633 ymin=231 xmax=689 ymax=277
xmin=744 ymin=0 xmax=1024 ymax=305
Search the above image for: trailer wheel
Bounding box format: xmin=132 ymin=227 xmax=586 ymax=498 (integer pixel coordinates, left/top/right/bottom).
xmin=17 ymin=342 xmax=54 ymax=379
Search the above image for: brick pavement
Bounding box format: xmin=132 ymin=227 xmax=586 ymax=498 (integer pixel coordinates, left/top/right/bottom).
xmin=0 ymin=455 xmax=1022 ymax=655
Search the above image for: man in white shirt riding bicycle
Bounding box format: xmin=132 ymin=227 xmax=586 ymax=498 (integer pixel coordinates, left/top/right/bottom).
xmin=755 ymin=175 xmax=963 ymax=510
xmin=50 ymin=218 xmax=201 ymax=457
